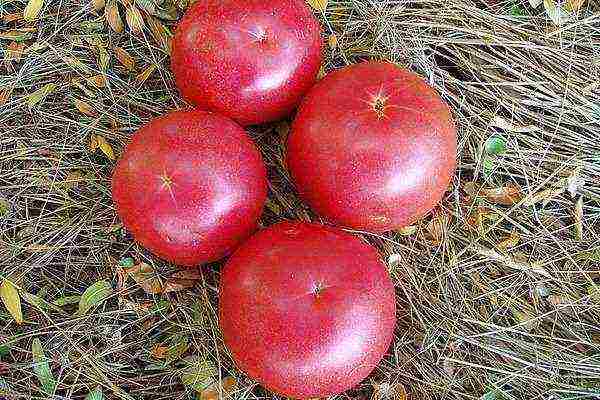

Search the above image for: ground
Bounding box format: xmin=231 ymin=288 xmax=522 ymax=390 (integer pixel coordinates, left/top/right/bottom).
xmin=1 ymin=0 xmax=600 ymax=399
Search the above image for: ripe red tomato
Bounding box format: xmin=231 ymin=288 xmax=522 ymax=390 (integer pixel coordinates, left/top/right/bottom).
xmin=287 ymin=61 xmax=457 ymax=232
xmin=170 ymin=0 xmax=323 ymax=126
xmin=219 ymin=221 xmax=396 ymax=398
xmin=112 ymin=110 xmax=267 ymax=267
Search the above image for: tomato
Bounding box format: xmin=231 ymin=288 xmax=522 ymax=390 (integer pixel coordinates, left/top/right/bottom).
xmin=111 ymin=110 xmax=267 ymax=266
xmin=287 ymin=61 xmax=457 ymax=232
xmin=219 ymin=221 xmax=396 ymax=398
xmin=171 ymin=0 xmax=323 ymax=126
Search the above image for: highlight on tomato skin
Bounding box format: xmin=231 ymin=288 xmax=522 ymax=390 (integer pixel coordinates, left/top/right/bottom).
xmin=219 ymin=221 xmax=396 ymax=399
xmin=111 ymin=109 xmax=268 ymax=267
xmin=287 ymin=61 xmax=458 ymax=233
xmin=170 ymin=0 xmax=323 ymax=126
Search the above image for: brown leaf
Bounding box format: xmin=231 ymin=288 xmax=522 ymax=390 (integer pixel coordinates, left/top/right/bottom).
xmin=481 ymin=184 xmax=522 ymax=206
xmin=136 ymin=64 xmax=156 ymax=83
xmin=3 ymin=13 xmax=23 ymax=23
xmin=566 ymin=0 xmax=585 ymax=11
xmin=0 ymin=29 xmax=36 ymax=41
xmin=463 ymin=181 xmax=479 ymax=197
xmin=105 ymin=0 xmax=124 ymax=33
xmin=0 ymin=88 xmax=12 ymax=106
xmin=114 ymin=46 xmax=135 ymax=71
xmin=162 ymin=270 xmax=200 ymax=294
xmin=574 ymin=196 xmax=583 ymax=241
xmin=127 ymin=263 xmax=163 ymax=294
xmin=86 ymin=74 xmax=107 ymax=88
xmin=74 ymin=99 xmax=97 ymax=117
xmin=221 ymin=376 xmax=236 ymax=393
xmin=497 ymin=230 xmax=520 ymax=251
xmin=373 ymin=382 xmax=407 ymax=400
xmin=62 ymin=170 xmax=86 ymax=189
xmin=523 ymin=187 xmax=565 ymax=207
xmin=92 ymin=0 xmax=106 ymax=12
xmin=146 ymin=15 xmax=172 ymax=53
xmin=328 ymin=33 xmax=338 ymax=49
xmin=125 ymin=5 xmax=145 ymax=34
xmin=23 ymin=0 xmax=44 ymax=22
xmin=491 ymin=115 xmax=539 ymax=133
xmin=151 ymin=344 xmax=168 ymax=359
xmin=6 ymin=42 xmax=26 ymax=64
xmin=89 ymin=134 xmax=99 ymax=151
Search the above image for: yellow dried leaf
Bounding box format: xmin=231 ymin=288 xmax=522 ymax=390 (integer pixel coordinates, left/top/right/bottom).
xmin=23 ymin=0 xmax=44 ymax=22
xmin=136 ymin=64 xmax=156 ymax=83
xmin=93 ymin=0 xmax=105 ymax=12
xmin=27 ymin=83 xmax=57 ymax=109
xmin=1 ymin=278 xmax=23 ymax=325
xmin=397 ymin=225 xmax=417 ymax=236
xmin=105 ymin=0 xmax=124 ymax=33
xmin=96 ymin=135 xmax=115 ymax=160
xmin=63 ymin=170 xmax=86 ymax=189
xmin=497 ymin=230 xmax=520 ymax=251
xmin=566 ymin=0 xmax=585 ymax=11
xmin=125 ymin=5 xmax=145 ymax=35
xmin=74 ymin=99 xmax=97 ymax=117
xmin=114 ymin=46 xmax=135 ymax=71
xmin=328 ymin=33 xmax=338 ymax=49
xmin=574 ymin=196 xmax=583 ymax=241
xmin=491 ymin=115 xmax=539 ymax=133
xmin=523 ymin=187 xmax=565 ymax=207
xmin=97 ymin=46 xmax=110 ymax=73
xmin=87 ymin=74 xmax=107 ymax=88
xmin=306 ymin=0 xmax=328 ymax=11
xmin=126 ymin=263 xmax=163 ymax=294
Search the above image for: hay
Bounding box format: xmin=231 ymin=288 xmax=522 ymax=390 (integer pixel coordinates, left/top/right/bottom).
xmin=1 ymin=0 xmax=600 ymax=399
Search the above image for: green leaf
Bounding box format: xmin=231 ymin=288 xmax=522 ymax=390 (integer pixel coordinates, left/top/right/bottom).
xmin=483 ymin=157 xmax=495 ymax=177
xmin=165 ymin=334 xmax=189 ymax=365
xmin=85 ymin=386 xmax=103 ymax=400
xmin=587 ymin=285 xmax=600 ymax=303
xmin=21 ymin=291 xmax=64 ymax=313
xmin=31 ymin=338 xmax=56 ymax=395
xmin=485 ymin=136 xmax=507 ymax=155
xmin=510 ymin=4 xmax=525 ymax=16
xmin=180 ymin=356 xmax=217 ymax=392
xmin=149 ymin=299 xmax=170 ymax=314
xmin=75 ymin=280 xmax=113 ymax=316
xmin=0 ymin=344 xmax=10 ymax=358
xmin=1 ymin=278 xmax=23 ymax=325
xmin=52 ymin=295 xmax=82 ymax=306
xmin=0 ymin=198 xmax=10 ymax=218
xmin=27 ymin=83 xmax=57 ymax=109
xmin=119 ymin=257 xmax=135 ymax=268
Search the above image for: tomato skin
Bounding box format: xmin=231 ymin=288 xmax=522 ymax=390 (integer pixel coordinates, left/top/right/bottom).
xmin=111 ymin=110 xmax=267 ymax=267
xmin=219 ymin=221 xmax=396 ymax=399
xmin=287 ymin=61 xmax=457 ymax=232
xmin=170 ymin=0 xmax=323 ymax=126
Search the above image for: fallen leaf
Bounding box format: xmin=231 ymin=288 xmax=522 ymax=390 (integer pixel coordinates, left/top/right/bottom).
xmin=0 ymin=278 xmax=23 ymax=325
xmin=75 ymin=280 xmax=113 ymax=316
xmin=126 ymin=262 xmax=162 ymax=294
xmin=5 ymin=42 xmax=26 ymax=64
xmin=0 ymin=89 xmax=13 ymax=106
xmin=62 ymin=170 xmax=86 ymax=189
xmin=31 ymin=338 xmax=56 ymax=395
xmin=52 ymin=295 xmax=81 ymax=306
xmin=151 ymin=344 xmax=168 ymax=359
xmin=221 ymin=376 xmax=236 ymax=393
xmin=180 ymin=356 xmax=217 ymax=392
xmin=497 ymin=230 xmax=520 ymax=251
xmin=3 ymin=13 xmax=23 ymax=23
xmin=146 ymin=15 xmax=172 ymax=53
xmin=481 ymin=184 xmax=522 ymax=206
xmin=125 ymin=5 xmax=145 ymax=34
xmin=566 ymin=167 xmax=584 ymax=197
xmin=566 ymin=0 xmax=585 ymax=11
xmin=463 ymin=181 xmax=479 ymax=197
xmin=491 ymin=115 xmax=539 ymax=133
xmin=328 ymin=33 xmax=337 ymax=49
xmin=21 ymin=291 xmax=64 ymax=313
xmin=397 ymin=225 xmax=417 ymax=236
xmin=484 ymin=135 xmax=506 ymax=155
xmin=96 ymin=135 xmax=115 ymax=160
xmin=574 ymin=196 xmax=583 ymax=241
xmin=96 ymin=46 xmax=110 ymax=72
xmin=136 ymin=64 xmax=156 ymax=83
xmin=165 ymin=334 xmax=189 ymax=365
xmin=0 ymin=29 xmax=35 ymax=42
xmin=74 ymin=99 xmax=97 ymax=117
xmin=588 ymin=285 xmax=600 ymax=303
xmin=27 ymin=83 xmax=57 ymax=109
xmin=92 ymin=0 xmax=105 ymax=12
xmin=89 ymin=134 xmax=99 ymax=151
xmin=372 ymin=382 xmax=407 ymax=400
xmin=513 ymin=309 xmax=540 ymax=331
xmin=426 ymin=212 xmax=450 ymax=243
xmin=307 ymin=0 xmax=328 ymax=11
xmin=114 ymin=46 xmax=135 ymax=71
xmin=162 ymin=270 xmax=200 ymax=294
xmin=105 ymin=1 xmax=124 ymax=33
xmin=84 ymin=386 xmax=103 ymax=400
xmin=23 ymin=0 xmax=44 ymax=22
xmin=86 ymin=74 xmax=107 ymax=88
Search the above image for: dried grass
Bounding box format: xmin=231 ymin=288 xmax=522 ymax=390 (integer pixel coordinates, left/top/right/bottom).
xmin=1 ymin=0 xmax=600 ymax=399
